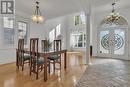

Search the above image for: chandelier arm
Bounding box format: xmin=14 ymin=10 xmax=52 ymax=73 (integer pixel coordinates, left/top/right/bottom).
xmin=112 ymin=3 xmax=115 ymax=13
xmin=36 ymin=6 xmax=39 ymax=16
xmin=38 ymin=9 xmax=42 ymax=16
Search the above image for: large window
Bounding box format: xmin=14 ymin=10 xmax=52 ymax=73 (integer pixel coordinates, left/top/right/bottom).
xmin=48 ymin=24 xmax=61 ymax=51
xmin=74 ymin=14 xmax=86 ymax=26
xmin=49 ymin=24 xmax=61 ymax=42
xmin=18 ymin=21 xmax=28 ymax=44
xmin=71 ymin=32 xmax=86 ymax=48
xmin=3 ymin=17 xmax=15 ymax=45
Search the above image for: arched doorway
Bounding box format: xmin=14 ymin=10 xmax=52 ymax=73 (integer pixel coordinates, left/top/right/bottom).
xmin=97 ymin=16 xmax=129 ymax=60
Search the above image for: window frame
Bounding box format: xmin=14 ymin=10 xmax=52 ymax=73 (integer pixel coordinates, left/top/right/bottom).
xmin=71 ymin=32 xmax=86 ymax=48
xmin=49 ymin=24 xmax=61 ymax=43
xmin=18 ymin=21 xmax=28 ymax=45
xmin=3 ymin=17 xmax=15 ymax=45
xmin=74 ymin=14 xmax=86 ymax=26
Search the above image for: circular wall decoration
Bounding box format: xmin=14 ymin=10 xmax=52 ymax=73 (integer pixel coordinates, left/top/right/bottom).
xmin=101 ymin=34 xmax=124 ymax=51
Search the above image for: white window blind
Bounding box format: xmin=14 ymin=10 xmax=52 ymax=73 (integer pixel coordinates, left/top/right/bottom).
xmin=3 ymin=17 xmax=15 ymax=45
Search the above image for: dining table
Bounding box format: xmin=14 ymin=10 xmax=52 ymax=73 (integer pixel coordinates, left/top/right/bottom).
xmin=16 ymin=49 xmax=67 ymax=82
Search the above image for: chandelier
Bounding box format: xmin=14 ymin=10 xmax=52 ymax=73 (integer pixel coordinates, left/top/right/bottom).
xmin=32 ymin=1 xmax=44 ymax=23
xmin=106 ymin=2 xmax=121 ymax=24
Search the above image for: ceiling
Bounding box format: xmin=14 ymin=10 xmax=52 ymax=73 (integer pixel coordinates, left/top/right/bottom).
xmin=16 ymin=0 xmax=130 ymax=19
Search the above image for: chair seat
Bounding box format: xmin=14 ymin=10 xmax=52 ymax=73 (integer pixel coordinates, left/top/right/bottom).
xmin=48 ymin=55 xmax=60 ymax=60
xmin=23 ymin=54 xmax=31 ymax=61
xmin=36 ymin=58 xmax=50 ymax=65
xmin=36 ymin=59 xmax=44 ymax=65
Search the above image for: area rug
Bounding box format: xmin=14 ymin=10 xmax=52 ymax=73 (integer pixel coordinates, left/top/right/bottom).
xmin=75 ymin=59 xmax=130 ymax=87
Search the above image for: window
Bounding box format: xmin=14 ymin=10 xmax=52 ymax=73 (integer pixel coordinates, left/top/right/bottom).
xmin=56 ymin=24 xmax=61 ymax=37
xmin=74 ymin=14 xmax=86 ymax=26
xmin=71 ymin=32 xmax=86 ymax=48
xmin=4 ymin=17 xmax=14 ymax=28
xmin=3 ymin=17 xmax=15 ymax=45
xmin=49 ymin=24 xmax=61 ymax=42
xmin=48 ymin=24 xmax=61 ymax=51
xmin=49 ymin=29 xmax=55 ymax=42
xmin=18 ymin=21 xmax=28 ymax=44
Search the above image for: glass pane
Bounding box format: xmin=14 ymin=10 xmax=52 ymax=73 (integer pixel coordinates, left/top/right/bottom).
xmin=56 ymin=24 xmax=61 ymax=37
xmin=80 ymin=14 xmax=86 ymax=24
xmin=70 ymin=32 xmax=86 ymax=48
xmin=114 ymin=30 xmax=125 ymax=55
xmin=100 ymin=31 xmax=109 ymax=54
xmin=18 ymin=22 xmax=22 ymax=26
xmin=4 ymin=28 xmax=15 ymax=44
xmin=3 ymin=17 xmax=14 ymax=28
xmin=49 ymin=29 xmax=55 ymax=42
xmin=10 ymin=20 xmax=14 ymax=28
xmin=4 ymin=17 xmax=8 ymax=28
xmin=75 ymin=16 xmax=80 ymax=26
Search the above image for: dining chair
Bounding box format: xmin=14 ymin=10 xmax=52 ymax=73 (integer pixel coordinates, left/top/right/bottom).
xmin=41 ymin=40 xmax=49 ymax=52
xmin=48 ymin=40 xmax=62 ymax=71
xmin=30 ymin=38 xmax=50 ymax=79
xmin=18 ymin=39 xmax=31 ymax=71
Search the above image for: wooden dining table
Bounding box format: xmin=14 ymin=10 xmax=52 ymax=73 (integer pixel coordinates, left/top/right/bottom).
xmin=16 ymin=49 xmax=67 ymax=82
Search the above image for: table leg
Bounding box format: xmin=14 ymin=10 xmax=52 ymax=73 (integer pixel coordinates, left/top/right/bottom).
xmin=44 ymin=55 xmax=48 ymax=82
xmin=64 ymin=51 xmax=67 ymax=69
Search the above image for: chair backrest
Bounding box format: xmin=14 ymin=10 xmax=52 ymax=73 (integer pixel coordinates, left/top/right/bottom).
xmin=41 ymin=40 xmax=49 ymax=52
xmin=30 ymin=38 xmax=39 ymax=56
xmin=18 ymin=39 xmax=24 ymax=51
xmin=54 ymin=40 xmax=61 ymax=52
xmin=18 ymin=39 xmax=24 ymax=64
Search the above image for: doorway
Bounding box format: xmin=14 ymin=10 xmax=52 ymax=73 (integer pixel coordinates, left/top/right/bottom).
xmin=98 ymin=26 xmax=129 ymax=60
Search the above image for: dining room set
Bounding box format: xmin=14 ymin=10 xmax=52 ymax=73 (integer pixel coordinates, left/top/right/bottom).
xmin=16 ymin=38 xmax=67 ymax=81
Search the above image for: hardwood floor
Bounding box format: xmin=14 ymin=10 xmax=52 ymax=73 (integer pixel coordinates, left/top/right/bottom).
xmin=1 ymin=54 xmax=130 ymax=87
xmin=0 ymin=53 xmax=87 ymax=87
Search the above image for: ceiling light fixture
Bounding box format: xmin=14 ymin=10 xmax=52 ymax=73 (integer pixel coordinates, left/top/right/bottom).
xmin=32 ymin=1 xmax=44 ymax=23
xmin=106 ymin=2 xmax=121 ymax=24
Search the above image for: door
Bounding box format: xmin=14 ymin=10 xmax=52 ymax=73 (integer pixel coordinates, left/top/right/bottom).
xmin=98 ymin=27 xmax=128 ymax=60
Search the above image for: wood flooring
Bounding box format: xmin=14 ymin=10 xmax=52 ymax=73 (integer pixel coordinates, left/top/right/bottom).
xmin=1 ymin=53 xmax=130 ymax=87
xmin=0 ymin=53 xmax=86 ymax=87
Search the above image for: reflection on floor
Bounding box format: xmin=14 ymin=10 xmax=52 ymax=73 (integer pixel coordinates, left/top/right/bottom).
xmin=76 ymin=58 xmax=130 ymax=87
xmin=0 ymin=53 xmax=86 ymax=87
